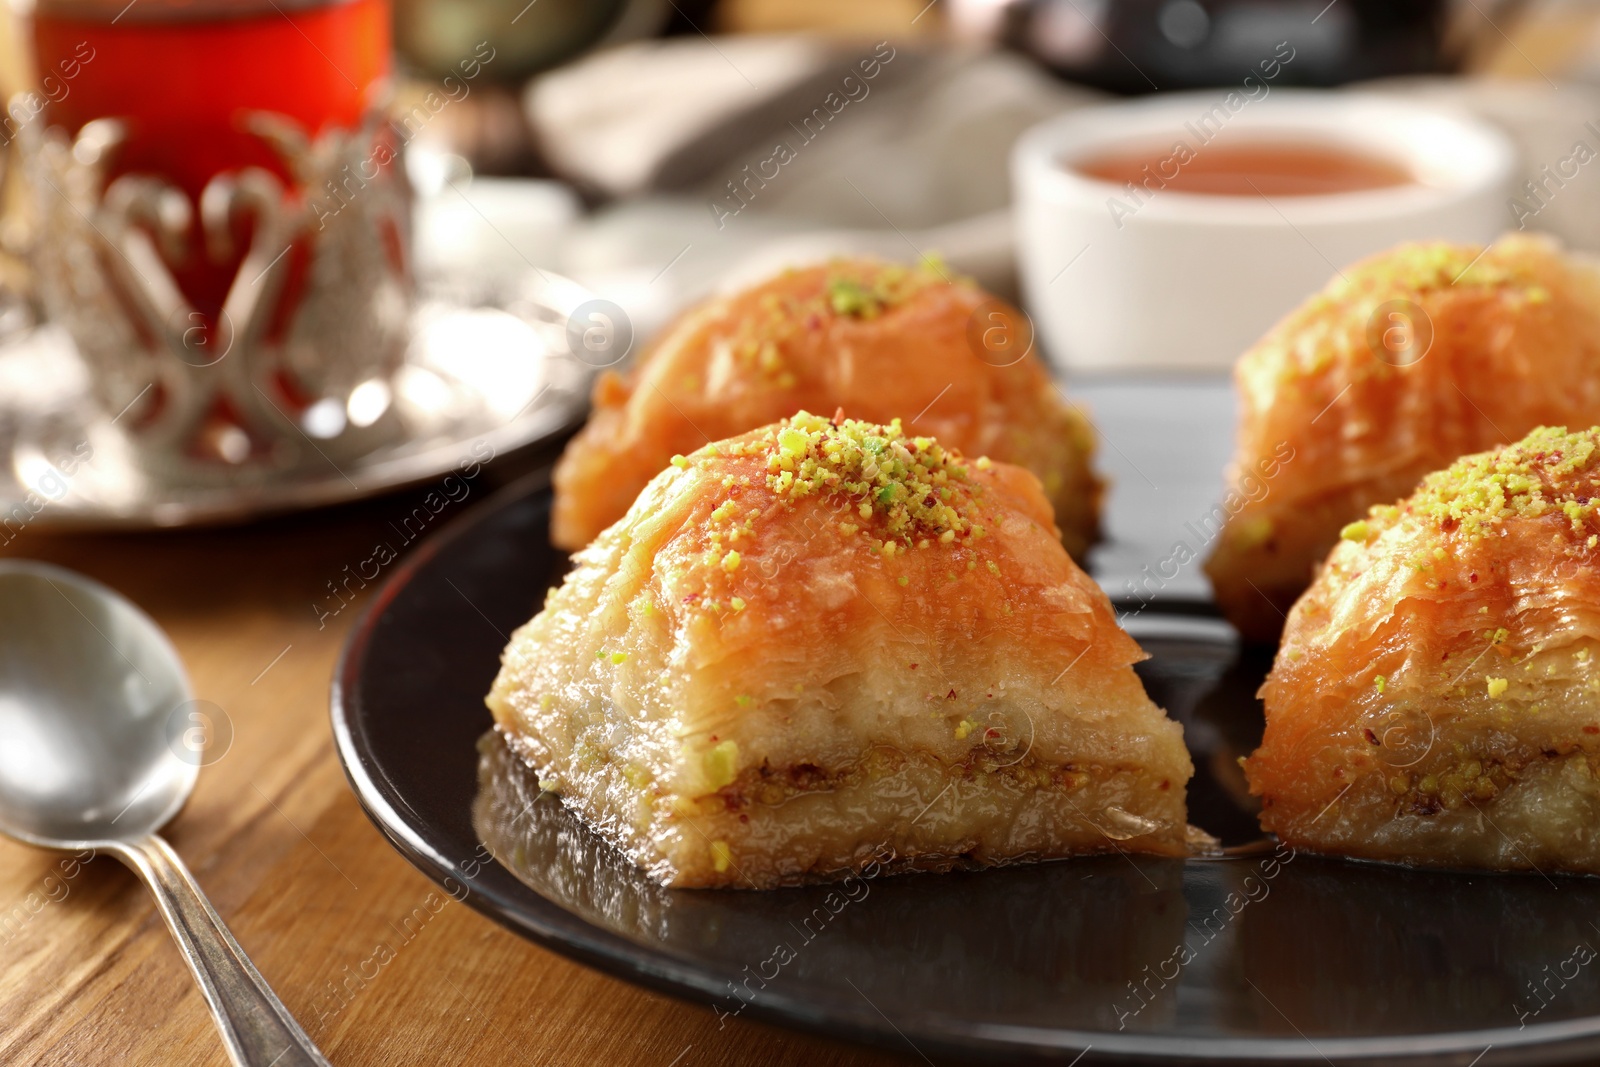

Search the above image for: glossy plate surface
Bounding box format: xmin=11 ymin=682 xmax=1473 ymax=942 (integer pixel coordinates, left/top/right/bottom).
xmin=332 ymin=382 xmax=1600 ymax=1065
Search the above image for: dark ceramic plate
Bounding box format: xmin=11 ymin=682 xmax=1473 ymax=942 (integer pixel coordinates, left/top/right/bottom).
xmin=331 ymin=382 xmax=1600 ymax=1066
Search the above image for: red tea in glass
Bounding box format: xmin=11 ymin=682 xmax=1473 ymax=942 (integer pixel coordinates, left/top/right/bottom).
xmin=27 ymin=0 xmax=392 ymax=323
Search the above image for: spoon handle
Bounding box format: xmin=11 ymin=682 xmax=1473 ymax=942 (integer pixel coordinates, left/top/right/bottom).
xmin=110 ymin=835 xmax=332 ymax=1067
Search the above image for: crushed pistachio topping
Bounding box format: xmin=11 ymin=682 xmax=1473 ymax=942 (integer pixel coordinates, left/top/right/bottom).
xmin=1411 ymin=426 xmax=1600 ymax=535
xmin=711 ymin=259 xmax=956 ymax=392
xmin=1340 ymin=520 xmax=1370 ymax=542
xmin=710 ymin=840 xmax=732 ymax=873
xmin=826 ymin=258 xmax=948 ymax=319
xmin=1332 ymin=241 xmax=1530 ymax=297
xmin=827 ymin=277 xmax=879 ymax=317
xmin=676 ymin=410 xmax=991 ymax=617
xmin=1349 ymin=426 xmax=1600 ymax=542
xmin=1278 ymin=242 xmax=1551 ymax=379
xmin=1487 ymin=677 xmax=1509 ymax=699
xmin=761 ymin=410 xmax=983 ymax=542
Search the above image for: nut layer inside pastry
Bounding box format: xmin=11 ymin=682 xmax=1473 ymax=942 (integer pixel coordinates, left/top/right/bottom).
xmin=499 ymin=729 xmax=1186 ymax=888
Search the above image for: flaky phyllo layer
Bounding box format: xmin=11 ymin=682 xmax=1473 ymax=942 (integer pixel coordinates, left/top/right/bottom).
xmin=1207 ymin=235 xmax=1600 ymax=642
xmin=489 ymin=412 xmax=1191 ymax=887
xmin=1248 ymin=426 xmax=1600 ymax=873
xmin=550 ymin=257 xmax=1102 ymax=561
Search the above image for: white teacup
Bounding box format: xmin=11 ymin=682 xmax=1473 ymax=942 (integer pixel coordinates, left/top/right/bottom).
xmin=1013 ymin=91 xmax=1517 ymax=373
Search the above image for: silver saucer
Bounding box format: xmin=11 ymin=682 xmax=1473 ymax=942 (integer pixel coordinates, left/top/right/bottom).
xmin=0 ymin=270 xmax=597 ymax=529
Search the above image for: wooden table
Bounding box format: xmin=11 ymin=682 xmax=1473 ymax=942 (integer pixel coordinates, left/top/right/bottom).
xmin=0 ymin=470 xmax=910 ymax=1067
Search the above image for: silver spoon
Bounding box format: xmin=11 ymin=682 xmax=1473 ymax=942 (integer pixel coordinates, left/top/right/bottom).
xmin=0 ymin=560 xmax=330 ymax=1066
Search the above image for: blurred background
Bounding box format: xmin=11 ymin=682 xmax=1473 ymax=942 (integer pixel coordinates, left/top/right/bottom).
xmin=4 ymin=0 xmax=1598 ymax=347
xmin=0 ymin=0 xmax=1596 ymax=549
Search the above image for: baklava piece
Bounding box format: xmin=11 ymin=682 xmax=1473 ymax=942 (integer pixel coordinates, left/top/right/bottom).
xmin=1207 ymin=235 xmax=1600 ymax=641
xmin=551 ymin=257 xmax=1101 ymax=560
xmin=1246 ymin=426 xmax=1600 ymax=874
xmin=490 ymin=412 xmax=1190 ymax=888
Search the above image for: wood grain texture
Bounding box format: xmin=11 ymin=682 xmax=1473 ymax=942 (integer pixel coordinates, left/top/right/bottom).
xmin=0 ymin=478 xmax=911 ymax=1067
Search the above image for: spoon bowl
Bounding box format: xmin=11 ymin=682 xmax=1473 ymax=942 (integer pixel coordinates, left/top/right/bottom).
xmin=0 ymin=560 xmax=195 ymax=848
xmin=0 ymin=559 xmax=330 ymax=1066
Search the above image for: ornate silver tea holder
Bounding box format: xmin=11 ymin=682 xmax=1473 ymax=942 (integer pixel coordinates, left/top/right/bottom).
xmin=0 ymin=272 xmax=596 ymax=528
xmin=0 ymin=105 xmax=603 ymax=528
